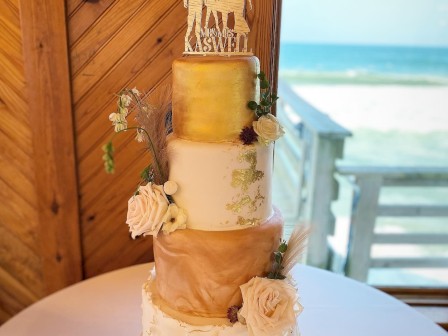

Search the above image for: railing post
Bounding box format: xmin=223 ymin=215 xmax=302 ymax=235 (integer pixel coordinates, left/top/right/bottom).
xmin=345 ymin=175 xmax=382 ymax=281
xmin=305 ymin=135 xmax=345 ymax=268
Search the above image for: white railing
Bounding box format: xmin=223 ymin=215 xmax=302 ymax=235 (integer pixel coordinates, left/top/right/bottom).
xmin=277 ymin=81 xmax=448 ymax=279
xmin=277 ymin=81 xmax=351 ymax=268
xmin=335 ymin=165 xmax=448 ymax=282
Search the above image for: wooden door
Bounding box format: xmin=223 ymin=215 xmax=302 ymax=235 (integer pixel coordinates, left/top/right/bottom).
xmin=0 ymin=0 xmax=282 ymax=323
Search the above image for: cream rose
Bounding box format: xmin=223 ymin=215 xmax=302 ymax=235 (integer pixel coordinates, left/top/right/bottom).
xmin=126 ymin=183 xmax=169 ymax=238
xmin=253 ymin=114 xmax=285 ymax=145
xmin=161 ymin=204 xmax=187 ymax=235
xmin=239 ymin=277 xmax=299 ymax=336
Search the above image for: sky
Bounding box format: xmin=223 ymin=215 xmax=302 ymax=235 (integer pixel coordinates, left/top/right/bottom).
xmin=281 ymin=0 xmax=448 ymax=47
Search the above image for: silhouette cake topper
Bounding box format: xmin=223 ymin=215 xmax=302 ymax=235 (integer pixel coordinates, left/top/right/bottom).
xmin=184 ymin=0 xmax=254 ymax=55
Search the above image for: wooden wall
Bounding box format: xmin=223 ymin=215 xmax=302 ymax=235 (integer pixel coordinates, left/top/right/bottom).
xmin=0 ymin=0 xmax=282 ymax=324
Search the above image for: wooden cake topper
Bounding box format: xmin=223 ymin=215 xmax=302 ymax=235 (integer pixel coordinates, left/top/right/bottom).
xmin=184 ymin=0 xmax=254 ymax=55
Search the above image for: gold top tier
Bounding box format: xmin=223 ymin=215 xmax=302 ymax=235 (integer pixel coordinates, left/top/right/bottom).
xmin=172 ymin=56 xmax=260 ymax=142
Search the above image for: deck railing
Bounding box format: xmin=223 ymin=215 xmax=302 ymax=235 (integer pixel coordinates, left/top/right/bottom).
xmin=277 ymin=81 xmax=351 ymax=268
xmin=277 ymin=81 xmax=448 ymax=279
xmin=336 ymin=165 xmax=448 ymax=282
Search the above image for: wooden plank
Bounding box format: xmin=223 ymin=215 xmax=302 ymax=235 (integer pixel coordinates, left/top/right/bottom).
xmin=67 ymin=0 xmax=115 ymax=44
xmin=0 ymin=125 xmax=35 ymax=184
xmin=374 ymin=233 xmax=448 ymax=245
xmin=378 ymin=205 xmax=448 ymax=217
xmin=75 ymin=35 xmax=182 ymax=172
xmin=0 ymin=15 xmax=22 ymax=58
xmin=0 ymin=226 xmax=43 ymax=298
xmin=345 ymin=175 xmax=382 ymax=281
xmin=306 ymin=136 xmax=345 ymax=268
xmin=70 ymin=0 xmax=147 ymax=74
xmin=20 ymin=0 xmax=82 ymax=294
xmin=337 ymin=165 xmax=448 ymax=183
xmin=77 ymin=76 xmax=172 ymax=207
xmin=0 ymin=267 xmax=39 ymax=306
xmin=338 ymin=165 xmax=448 ymax=176
xmin=72 ymin=0 xmax=178 ymax=101
xmin=371 ymin=258 xmax=448 ymax=269
xmin=0 ymin=0 xmax=20 ymax=31
xmin=66 ymin=0 xmax=85 ymax=17
xmin=383 ymin=177 xmax=448 ymax=187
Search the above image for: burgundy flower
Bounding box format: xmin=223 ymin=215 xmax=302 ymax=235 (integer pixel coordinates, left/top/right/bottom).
xmin=239 ymin=126 xmax=258 ymax=145
xmin=227 ymin=305 xmax=241 ymax=324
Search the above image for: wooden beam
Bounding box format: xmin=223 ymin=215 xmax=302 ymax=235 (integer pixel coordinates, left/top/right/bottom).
xmin=19 ymin=0 xmax=83 ymax=293
xmin=345 ymin=175 xmax=382 ymax=281
xmin=337 ymin=165 xmax=448 ymax=187
xmin=378 ymin=205 xmax=448 ymax=217
xmin=371 ymin=258 xmax=448 ymax=268
xmin=374 ymin=233 xmax=448 ymax=245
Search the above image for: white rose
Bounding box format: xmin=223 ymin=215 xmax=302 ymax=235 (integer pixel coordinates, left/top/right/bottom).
xmin=239 ymin=277 xmax=299 ymax=336
xmin=126 ymin=183 xmax=169 ymax=238
xmin=252 ymin=114 xmax=285 ymax=145
xmin=161 ymin=204 xmax=187 ymax=235
xmin=163 ymin=181 xmax=178 ymax=195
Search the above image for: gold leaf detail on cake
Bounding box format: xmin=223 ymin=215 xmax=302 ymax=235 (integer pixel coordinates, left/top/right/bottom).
xmin=237 ymin=216 xmax=260 ymax=227
xmin=231 ymin=150 xmax=264 ymax=192
xmin=226 ymin=195 xmax=251 ymax=213
xmin=226 ymin=187 xmax=265 ymax=214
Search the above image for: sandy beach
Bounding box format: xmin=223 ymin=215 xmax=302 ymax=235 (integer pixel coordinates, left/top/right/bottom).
xmin=292 ymin=85 xmax=448 ymax=133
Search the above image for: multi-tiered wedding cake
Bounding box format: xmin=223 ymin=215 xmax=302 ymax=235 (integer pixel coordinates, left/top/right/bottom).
xmin=103 ymin=3 xmax=305 ymax=335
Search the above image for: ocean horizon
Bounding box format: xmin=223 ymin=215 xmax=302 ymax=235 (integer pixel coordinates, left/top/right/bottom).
xmin=279 ymin=43 xmax=448 ymax=85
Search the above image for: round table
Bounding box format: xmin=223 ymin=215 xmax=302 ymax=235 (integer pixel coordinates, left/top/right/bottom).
xmin=0 ymin=263 xmax=446 ymax=336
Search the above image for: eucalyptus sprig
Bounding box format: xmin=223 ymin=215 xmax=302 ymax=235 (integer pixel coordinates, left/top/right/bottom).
xmin=267 ymin=240 xmax=288 ymax=280
xmin=247 ymin=72 xmax=279 ymax=118
xmin=102 ymin=141 xmax=115 ymax=174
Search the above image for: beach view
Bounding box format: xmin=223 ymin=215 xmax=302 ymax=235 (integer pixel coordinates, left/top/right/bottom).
xmin=274 ymin=0 xmax=448 ymax=288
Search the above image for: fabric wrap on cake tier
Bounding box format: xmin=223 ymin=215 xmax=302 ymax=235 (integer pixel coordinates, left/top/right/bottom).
xmin=153 ymin=208 xmax=283 ymax=318
xmin=172 ymin=56 xmax=260 ymax=142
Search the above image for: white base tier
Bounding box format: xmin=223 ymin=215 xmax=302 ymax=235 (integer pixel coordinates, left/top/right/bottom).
xmin=142 ymin=272 xmax=300 ymax=336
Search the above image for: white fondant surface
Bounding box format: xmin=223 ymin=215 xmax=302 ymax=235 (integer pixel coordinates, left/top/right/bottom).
xmin=168 ymin=137 xmax=273 ymax=231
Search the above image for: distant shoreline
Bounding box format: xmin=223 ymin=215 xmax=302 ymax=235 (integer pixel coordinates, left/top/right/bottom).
xmin=279 ymin=71 xmax=448 ymax=86
xmin=280 ymin=41 xmax=448 ymax=51
xmin=279 ymin=43 xmax=448 ymax=86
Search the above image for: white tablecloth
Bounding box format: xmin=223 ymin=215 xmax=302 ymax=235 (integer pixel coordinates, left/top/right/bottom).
xmin=0 ymin=263 xmax=446 ymax=336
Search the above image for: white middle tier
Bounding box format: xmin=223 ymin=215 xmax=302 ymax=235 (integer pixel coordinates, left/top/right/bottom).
xmin=168 ymin=136 xmax=273 ymax=231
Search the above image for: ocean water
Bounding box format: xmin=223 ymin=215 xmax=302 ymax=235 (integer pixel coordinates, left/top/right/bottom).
xmin=279 ymin=43 xmax=448 ymax=85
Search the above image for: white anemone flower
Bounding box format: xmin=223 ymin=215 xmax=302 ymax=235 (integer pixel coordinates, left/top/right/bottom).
xmin=162 ymin=204 xmax=187 ymax=235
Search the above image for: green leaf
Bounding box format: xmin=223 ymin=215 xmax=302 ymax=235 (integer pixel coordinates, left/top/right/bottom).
xmin=274 ymin=251 xmax=283 ymax=263
xmin=260 ymin=80 xmax=269 ymax=90
xmin=247 ymin=101 xmax=258 ymax=110
xmin=278 ymin=241 xmax=288 ymax=253
xmin=102 ymin=141 xmax=115 ymax=174
xmin=257 ymin=72 xmax=266 ymax=81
